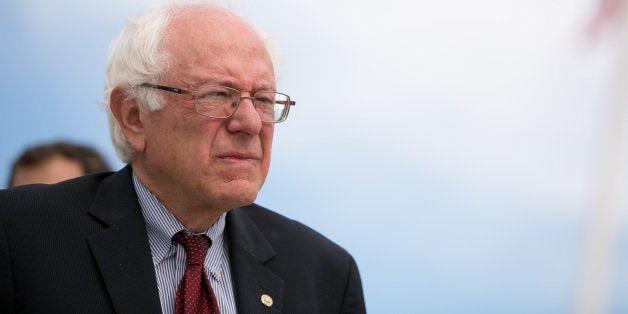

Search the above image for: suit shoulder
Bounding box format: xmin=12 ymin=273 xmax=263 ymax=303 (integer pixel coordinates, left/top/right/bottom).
xmin=230 ymin=204 xmax=365 ymax=312
xmin=236 ymin=203 xmax=352 ymax=258
xmin=0 ymin=172 xmax=111 ymax=217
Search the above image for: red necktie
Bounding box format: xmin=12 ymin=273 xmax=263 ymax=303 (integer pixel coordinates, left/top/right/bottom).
xmin=173 ymin=231 xmax=220 ymax=314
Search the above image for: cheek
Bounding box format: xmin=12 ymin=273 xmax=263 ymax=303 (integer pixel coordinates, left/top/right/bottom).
xmin=145 ymin=111 xmax=206 ymax=164
xmin=187 ymin=127 xmax=220 ymax=168
xmin=259 ymin=127 xmax=274 ymax=174
xmin=261 ymin=126 xmax=275 ymax=153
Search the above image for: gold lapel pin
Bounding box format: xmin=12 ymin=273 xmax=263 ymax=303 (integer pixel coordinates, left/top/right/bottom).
xmin=261 ymin=294 xmax=273 ymax=307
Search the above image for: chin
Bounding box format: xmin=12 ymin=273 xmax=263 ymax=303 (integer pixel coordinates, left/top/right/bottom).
xmin=218 ymin=183 xmax=260 ymax=207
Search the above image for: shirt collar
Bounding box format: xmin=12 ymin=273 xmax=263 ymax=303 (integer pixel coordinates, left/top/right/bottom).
xmin=132 ymin=172 xmax=226 ymax=266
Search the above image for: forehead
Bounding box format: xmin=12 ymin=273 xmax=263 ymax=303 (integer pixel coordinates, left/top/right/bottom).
xmin=162 ymin=6 xmax=275 ymax=88
xmin=13 ymin=156 xmax=84 ymax=186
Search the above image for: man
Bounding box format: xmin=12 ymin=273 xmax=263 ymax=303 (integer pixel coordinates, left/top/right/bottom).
xmin=8 ymin=141 xmax=111 ymax=187
xmin=0 ymin=1 xmax=365 ymax=314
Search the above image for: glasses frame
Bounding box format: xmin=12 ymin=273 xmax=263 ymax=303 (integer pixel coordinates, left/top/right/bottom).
xmin=139 ymin=83 xmax=295 ymax=123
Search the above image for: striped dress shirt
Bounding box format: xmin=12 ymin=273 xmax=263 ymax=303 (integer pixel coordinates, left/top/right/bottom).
xmin=133 ymin=174 xmax=237 ymax=314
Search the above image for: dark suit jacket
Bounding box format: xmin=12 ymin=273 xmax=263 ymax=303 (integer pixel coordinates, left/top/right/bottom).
xmin=0 ymin=166 xmax=365 ymax=313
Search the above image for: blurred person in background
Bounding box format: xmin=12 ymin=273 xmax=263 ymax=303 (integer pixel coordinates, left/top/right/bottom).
xmin=0 ymin=1 xmax=365 ymax=313
xmin=8 ymin=141 xmax=111 ymax=187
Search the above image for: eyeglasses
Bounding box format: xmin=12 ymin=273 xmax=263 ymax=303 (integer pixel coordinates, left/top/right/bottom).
xmin=139 ymin=83 xmax=295 ymax=123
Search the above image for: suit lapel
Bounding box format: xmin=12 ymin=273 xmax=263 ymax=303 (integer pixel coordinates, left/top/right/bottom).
xmin=227 ymin=207 xmax=284 ymax=314
xmin=85 ymin=167 xmax=284 ymax=313
xmin=87 ymin=166 xmax=162 ymax=314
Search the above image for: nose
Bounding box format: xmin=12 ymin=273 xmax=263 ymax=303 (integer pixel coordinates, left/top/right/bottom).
xmin=226 ymin=96 xmax=263 ymax=134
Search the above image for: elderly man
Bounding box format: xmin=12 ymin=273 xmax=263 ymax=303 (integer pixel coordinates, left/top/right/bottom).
xmin=0 ymin=1 xmax=365 ymax=314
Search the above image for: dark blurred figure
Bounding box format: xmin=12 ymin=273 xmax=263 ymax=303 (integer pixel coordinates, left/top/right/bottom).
xmin=8 ymin=141 xmax=110 ymax=187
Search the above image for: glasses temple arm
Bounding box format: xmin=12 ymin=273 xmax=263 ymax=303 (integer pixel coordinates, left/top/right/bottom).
xmin=275 ymin=100 xmax=296 ymax=106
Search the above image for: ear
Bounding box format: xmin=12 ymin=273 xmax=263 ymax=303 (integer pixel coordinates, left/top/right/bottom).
xmin=109 ymin=86 xmax=146 ymax=154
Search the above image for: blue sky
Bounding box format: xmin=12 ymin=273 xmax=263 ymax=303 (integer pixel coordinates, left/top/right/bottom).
xmin=1 ymin=0 xmax=628 ymax=313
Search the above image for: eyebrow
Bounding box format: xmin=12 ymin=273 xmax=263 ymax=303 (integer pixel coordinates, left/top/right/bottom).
xmin=196 ymin=80 xmax=276 ymax=92
xmin=194 ymin=72 xmax=273 ymax=88
xmin=253 ymin=85 xmax=276 ymax=92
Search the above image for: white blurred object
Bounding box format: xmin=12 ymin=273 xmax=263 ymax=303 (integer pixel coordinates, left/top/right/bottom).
xmin=577 ymin=0 xmax=628 ymax=313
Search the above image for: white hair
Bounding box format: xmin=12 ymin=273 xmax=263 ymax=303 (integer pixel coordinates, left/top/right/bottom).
xmin=101 ymin=0 xmax=280 ymax=163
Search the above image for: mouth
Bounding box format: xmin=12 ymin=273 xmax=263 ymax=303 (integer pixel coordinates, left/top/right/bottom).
xmin=217 ymin=152 xmax=260 ymax=163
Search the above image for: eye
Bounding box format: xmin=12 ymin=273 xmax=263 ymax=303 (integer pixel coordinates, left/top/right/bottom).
xmin=199 ymin=90 xmax=231 ymax=101
xmin=254 ymin=94 xmax=275 ymax=106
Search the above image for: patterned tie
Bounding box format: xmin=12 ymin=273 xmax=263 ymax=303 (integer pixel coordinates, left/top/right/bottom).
xmin=173 ymin=231 xmax=220 ymax=314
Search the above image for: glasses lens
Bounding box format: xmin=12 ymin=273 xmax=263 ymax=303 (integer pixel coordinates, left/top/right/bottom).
xmin=194 ymin=86 xmax=239 ymax=118
xmin=194 ymin=86 xmax=291 ymax=122
xmin=255 ymin=92 xmax=290 ymax=123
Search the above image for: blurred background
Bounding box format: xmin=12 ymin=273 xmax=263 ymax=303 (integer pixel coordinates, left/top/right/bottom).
xmin=1 ymin=0 xmax=627 ymax=313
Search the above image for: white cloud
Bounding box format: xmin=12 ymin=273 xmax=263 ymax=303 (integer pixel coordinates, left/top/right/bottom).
xmin=252 ymin=0 xmax=618 ymax=213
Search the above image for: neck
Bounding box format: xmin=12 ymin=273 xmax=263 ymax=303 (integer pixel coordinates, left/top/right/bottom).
xmin=131 ymin=162 xmax=227 ymax=233
xmin=174 ymin=211 xmax=223 ymax=233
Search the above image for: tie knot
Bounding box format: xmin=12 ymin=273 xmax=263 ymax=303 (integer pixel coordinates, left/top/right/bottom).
xmin=173 ymin=231 xmax=211 ymax=265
